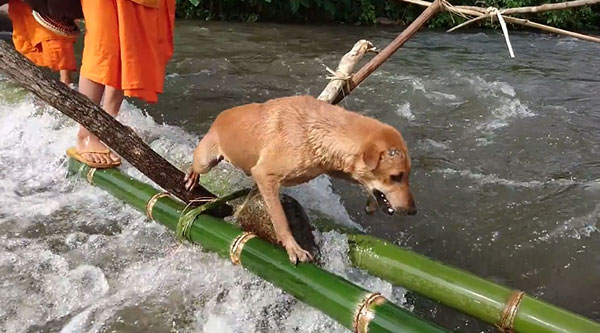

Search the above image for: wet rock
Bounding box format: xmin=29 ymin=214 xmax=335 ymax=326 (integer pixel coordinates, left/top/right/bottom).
xmin=235 ymin=190 xmax=319 ymax=260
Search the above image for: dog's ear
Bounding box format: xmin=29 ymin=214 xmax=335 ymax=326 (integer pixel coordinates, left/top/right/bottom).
xmin=361 ymin=143 xmax=384 ymax=171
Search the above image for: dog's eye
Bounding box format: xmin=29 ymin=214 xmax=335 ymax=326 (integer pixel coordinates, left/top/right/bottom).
xmin=391 ymin=173 xmax=404 ymax=182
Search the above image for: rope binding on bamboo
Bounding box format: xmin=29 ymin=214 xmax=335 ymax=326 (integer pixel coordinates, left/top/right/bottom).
xmin=496 ymin=290 xmax=525 ymax=332
xmin=324 ymin=65 xmax=353 ymax=94
xmin=176 ymin=188 xmax=251 ymax=241
xmin=86 ymin=167 xmax=97 ymax=185
xmin=146 ymin=192 xmax=172 ymax=222
xmin=229 ymin=231 xmax=257 ymax=265
xmin=353 ymin=292 xmax=386 ymax=333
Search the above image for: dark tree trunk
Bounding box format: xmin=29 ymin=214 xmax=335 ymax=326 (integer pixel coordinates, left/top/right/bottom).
xmin=0 ymin=40 xmax=232 ymax=216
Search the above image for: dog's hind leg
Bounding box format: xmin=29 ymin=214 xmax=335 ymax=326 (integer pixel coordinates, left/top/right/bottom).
xmin=184 ymin=132 xmax=222 ymax=191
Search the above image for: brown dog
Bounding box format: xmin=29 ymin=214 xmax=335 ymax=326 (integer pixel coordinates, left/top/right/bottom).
xmin=184 ymin=95 xmax=416 ymax=263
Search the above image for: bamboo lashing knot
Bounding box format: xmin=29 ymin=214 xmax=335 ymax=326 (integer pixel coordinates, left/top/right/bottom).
xmin=146 ymin=192 xmax=171 ymax=222
xmin=496 ymin=290 xmax=525 ymax=332
xmin=353 ymin=292 xmax=386 ymax=333
xmin=325 ymin=65 xmax=352 ymax=82
xmin=177 ymin=188 xmax=251 ymax=241
xmin=324 ymin=65 xmax=352 ymax=96
xmin=177 ymin=196 xmax=217 ymax=241
xmin=86 ymin=167 xmax=97 ymax=185
xmin=229 ymin=231 xmax=257 ymax=265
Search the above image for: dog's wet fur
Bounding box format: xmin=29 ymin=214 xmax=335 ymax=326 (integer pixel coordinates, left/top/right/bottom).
xmin=185 ymin=95 xmax=416 ymax=263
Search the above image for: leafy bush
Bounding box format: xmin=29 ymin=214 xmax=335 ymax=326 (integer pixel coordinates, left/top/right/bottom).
xmin=175 ymin=0 xmax=600 ymax=30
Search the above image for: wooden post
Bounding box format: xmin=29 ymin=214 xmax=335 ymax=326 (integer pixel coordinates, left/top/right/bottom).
xmin=0 ymin=40 xmax=232 ymax=215
xmin=332 ymin=0 xmax=443 ymax=104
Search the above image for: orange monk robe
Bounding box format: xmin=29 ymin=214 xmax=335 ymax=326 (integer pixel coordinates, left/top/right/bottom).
xmin=80 ymin=0 xmax=175 ymax=103
xmin=8 ymin=0 xmax=77 ymax=72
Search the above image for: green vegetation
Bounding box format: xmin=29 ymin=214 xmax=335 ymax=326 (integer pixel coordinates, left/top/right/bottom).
xmin=175 ymin=0 xmax=600 ymax=30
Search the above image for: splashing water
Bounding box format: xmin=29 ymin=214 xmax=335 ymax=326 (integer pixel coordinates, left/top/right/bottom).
xmin=436 ymin=168 xmax=579 ymax=189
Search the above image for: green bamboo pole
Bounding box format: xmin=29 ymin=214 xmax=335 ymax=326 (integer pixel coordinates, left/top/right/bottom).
xmin=68 ymin=159 xmax=447 ymax=333
xmin=348 ymin=235 xmax=600 ymax=333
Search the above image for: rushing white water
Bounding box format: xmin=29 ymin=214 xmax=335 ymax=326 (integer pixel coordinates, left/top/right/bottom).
xmin=435 ymin=168 xmax=579 ymax=188
xmin=0 ymin=86 xmax=404 ymax=333
xmin=376 ymin=71 xmax=535 ymax=133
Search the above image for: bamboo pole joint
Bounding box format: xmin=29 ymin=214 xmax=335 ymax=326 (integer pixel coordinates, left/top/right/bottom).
xmin=230 ymin=231 xmax=257 ymax=265
xmin=86 ymin=167 xmax=97 ymax=185
xmin=353 ymin=292 xmax=386 ymax=333
xmin=146 ymin=192 xmax=172 ymax=221
xmin=497 ymin=290 xmax=525 ymax=332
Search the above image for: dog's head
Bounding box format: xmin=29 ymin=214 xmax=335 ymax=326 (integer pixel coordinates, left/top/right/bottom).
xmin=356 ymin=126 xmax=416 ymax=216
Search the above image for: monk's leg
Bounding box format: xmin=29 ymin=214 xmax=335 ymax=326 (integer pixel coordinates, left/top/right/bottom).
xmin=76 ymin=77 xmax=120 ymax=164
xmin=103 ymin=86 xmax=124 ymax=117
xmin=59 ymin=70 xmax=72 ymax=86
xmin=101 ymin=86 xmax=124 ymax=162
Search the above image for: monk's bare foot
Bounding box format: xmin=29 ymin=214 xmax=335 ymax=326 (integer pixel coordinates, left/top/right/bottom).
xmin=76 ymin=133 xmax=121 ymax=165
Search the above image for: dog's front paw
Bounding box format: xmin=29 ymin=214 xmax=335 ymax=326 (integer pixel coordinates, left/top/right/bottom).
xmin=184 ymin=170 xmax=199 ymax=191
xmin=282 ymin=237 xmax=313 ymax=265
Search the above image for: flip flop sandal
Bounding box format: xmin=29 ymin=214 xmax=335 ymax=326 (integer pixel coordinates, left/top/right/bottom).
xmin=66 ymin=147 xmax=121 ymax=169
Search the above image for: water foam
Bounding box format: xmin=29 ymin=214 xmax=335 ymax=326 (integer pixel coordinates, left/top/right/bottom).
xmin=453 ymin=72 xmax=535 ymax=132
xmin=375 ymin=71 xmax=531 ymax=134
xmin=437 ymin=168 xmax=578 ymax=188
xmin=536 ymin=203 xmax=600 ymax=242
xmin=394 ymin=101 xmax=415 ymax=120
xmin=285 ymin=176 xmax=362 ymax=230
xmin=376 ymin=72 xmax=461 ymax=106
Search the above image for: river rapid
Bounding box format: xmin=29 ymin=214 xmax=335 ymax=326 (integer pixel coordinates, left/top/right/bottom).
xmin=1 ymin=20 xmax=599 ymax=332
